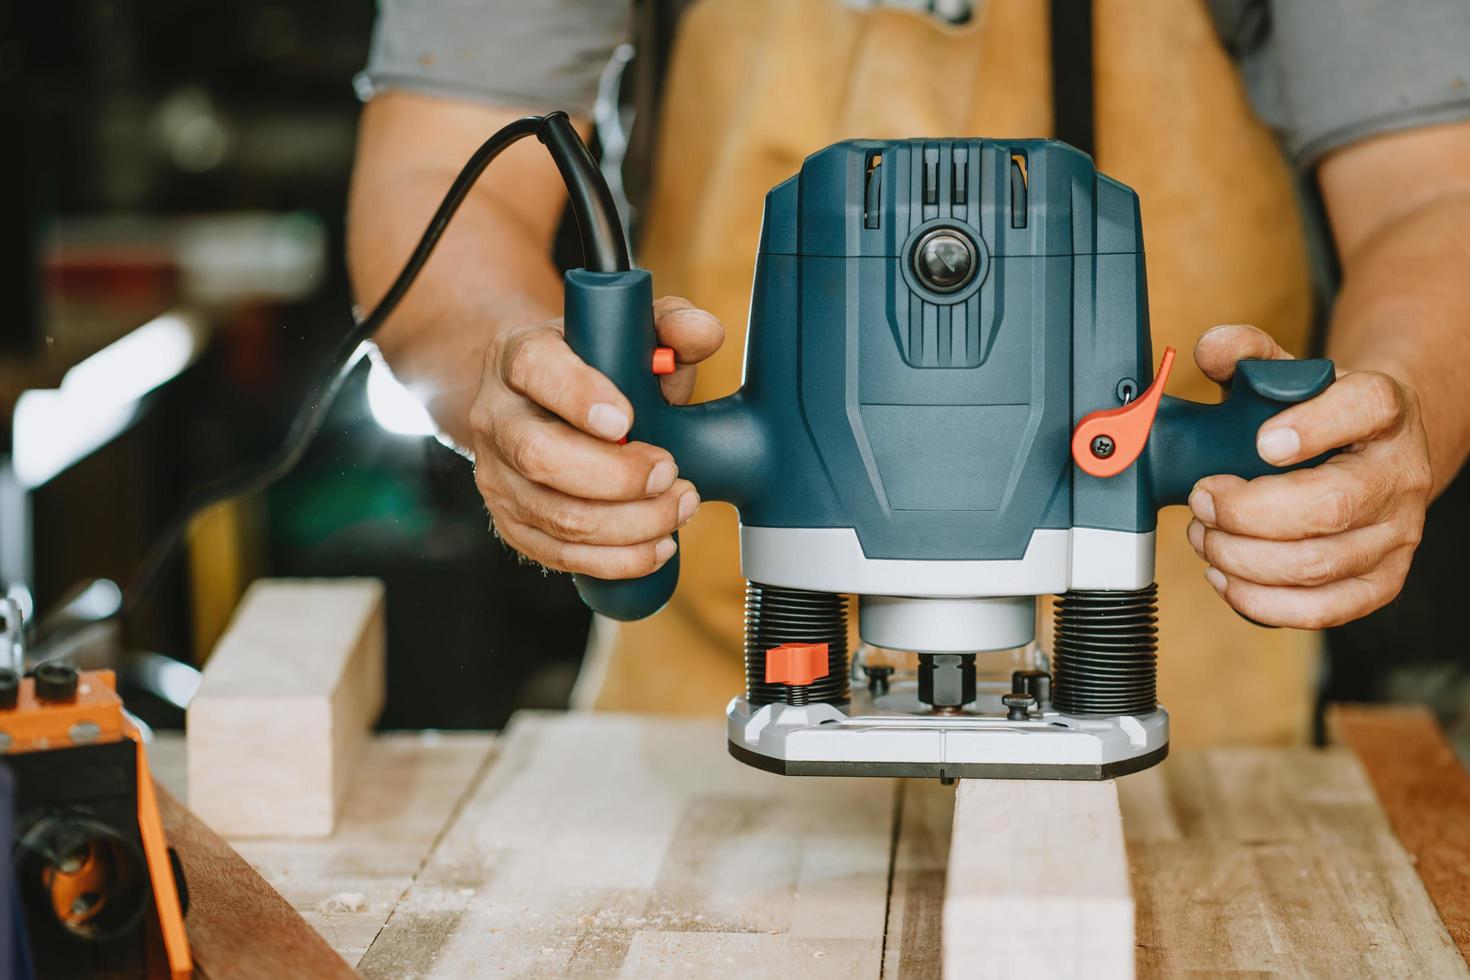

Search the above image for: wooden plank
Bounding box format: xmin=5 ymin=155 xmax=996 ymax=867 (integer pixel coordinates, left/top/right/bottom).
xmin=881 ymin=779 xmax=950 ymax=980
xmin=357 ymin=712 xmax=896 ymax=979
xmin=943 ymin=779 xmax=1133 ymax=979
xmin=1119 ymin=747 xmax=1466 ymax=977
xmin=155 ymin=784 xmax=358 ymax=980
xmin=1330 ymin=704 xmax=1470 ymax=966
xmin=149 ymin=732 xmax=496 ymax=967
xmin=187 ymin=578 xmax=386 ymax=838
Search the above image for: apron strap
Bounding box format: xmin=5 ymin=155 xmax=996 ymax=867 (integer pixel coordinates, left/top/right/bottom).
xmin=1049 ymin=0 xmax=1095 ymax=155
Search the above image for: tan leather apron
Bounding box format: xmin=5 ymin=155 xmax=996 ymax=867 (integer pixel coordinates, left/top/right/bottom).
xmin=592 ymin=0 xmax=1317 ymax=747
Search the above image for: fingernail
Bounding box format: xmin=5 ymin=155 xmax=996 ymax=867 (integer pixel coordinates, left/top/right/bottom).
xmin=587 ymin=402 xmax=630 ymax=441
xmin=1257 ymin=426 xmax=1300 ymax=465
xmin=1186 ymin=519 xmax=1205 ymax=555
xmin=646 ymin=460 xmax=677 ymax=496
xmin=1204 ymin=566 xmax=1227 ymax=595
xmin=1189 ymin=487 xmax=1217 ymax=525
xmin=655 ymin=536 xmax=677 ymax=563
xmin=677 ymin=489 xmax=700 ymax=524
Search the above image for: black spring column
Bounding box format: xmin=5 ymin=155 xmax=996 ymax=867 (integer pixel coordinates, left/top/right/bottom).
xmin=744 ymin=583 xmax=849 ymax=706
xmin=1051 ymin=583 xmax=1158 ymax=715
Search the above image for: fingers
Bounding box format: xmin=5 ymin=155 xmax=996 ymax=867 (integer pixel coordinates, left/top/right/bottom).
xmin=490 ymin=507 xmax=679 ymax=578
xmin=495 ymin=324 xmax=635 ymax=441
xmin=473 ymin=403 xmax=678 ymax=501
xmin=1199 ymin=559 xmax=1412 ymax=631
xmin=653 ymin=296 xmax=724 ymax=404
xmin=491 ymin=471 xmax=700 ymax=547
xmin=1254 ymin=370 xmax=1409 ymax=466
xmin=1189 ymin=452 xmax=1397 ymax=540
xmin=1191 ymin=323 xmax=1292 ymax=385
xmin=1187 ymin=518 xmax=1411 ymax=588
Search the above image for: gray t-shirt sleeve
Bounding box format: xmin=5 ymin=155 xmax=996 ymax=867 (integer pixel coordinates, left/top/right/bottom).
xmin=1211 ymin=0 xmax=1470 ymax=167
xmin=356 ymin=0 xmax=629 ymax=116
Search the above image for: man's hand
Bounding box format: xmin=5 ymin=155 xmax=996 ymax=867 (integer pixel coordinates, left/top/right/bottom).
xmin=1184 ymin=324 xmax=1433 ymax=629
xmin=470 ymin=297 xmax=724 ymax=578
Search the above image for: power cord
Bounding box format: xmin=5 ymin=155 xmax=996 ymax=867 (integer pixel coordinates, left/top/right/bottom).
xmin=59 ymin=110 xmax=626 ymax=640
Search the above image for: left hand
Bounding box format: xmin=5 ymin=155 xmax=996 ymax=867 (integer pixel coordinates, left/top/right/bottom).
xmin=1184 ymin=324 xmax=1433 ymax=629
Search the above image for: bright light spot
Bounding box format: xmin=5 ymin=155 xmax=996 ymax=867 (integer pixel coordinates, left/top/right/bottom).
xmin=13 ymin=390 xmax=137 ymax=488
xmin=366 ymin=349 xmax=437 ymax=437
xmin=12 ymin=313 xmax=204 ymax=487
xmin=62 ymin=313 xmax=199 ymax=408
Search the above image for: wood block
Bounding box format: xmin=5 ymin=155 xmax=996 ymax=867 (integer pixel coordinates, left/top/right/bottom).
xmin=187 ymin=579 xmax=385 ymax=838
xmin=943 ymin=779 xmax=1133 ymax=980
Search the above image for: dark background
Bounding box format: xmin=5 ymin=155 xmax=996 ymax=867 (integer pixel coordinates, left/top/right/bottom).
xmin=0 ymin=0 xmax=590 ymax=730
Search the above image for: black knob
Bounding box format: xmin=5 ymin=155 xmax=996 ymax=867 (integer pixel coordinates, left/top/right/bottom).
xmin=912 ymin=229 xmax=977 ymax=293
xmin=0 ymin=669 xmax=17 ymax=709
xmin=34 ymin=663 xmax=79 ymax=703
xmin=1002 ymin=691 xmax=1036 ymax=722
xmin=863 ymin=665 xmax=894 ymax=697
xmin=1011 ymin=669 xmax=1052 ymax=708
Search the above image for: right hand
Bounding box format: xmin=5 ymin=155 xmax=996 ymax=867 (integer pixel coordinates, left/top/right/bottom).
xmin=469 ymin=296 xmax=724 ymax=577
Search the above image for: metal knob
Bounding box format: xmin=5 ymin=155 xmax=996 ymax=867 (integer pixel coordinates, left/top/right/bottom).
xmin=1002 ymin=691 xmax=1036 ymax=722
xmin=912 ymin=229 xmax=977 ymax=293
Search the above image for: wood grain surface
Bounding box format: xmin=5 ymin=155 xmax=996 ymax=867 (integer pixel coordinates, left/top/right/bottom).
xmin=155 ymin=784 xmax=358 ymax=980
xmin=149 ymin=711 xmax=1466 ymax=978
xmin=1119 ymin=747 xmax=1466 ymax=978
xmin=357 ymin=713 xmax=896 ymax=979
xmin=151 ymin=732 xmax=496 ymax=967
xmin=1331 ymin=704 xmax=1470 ymax=967
xmin=946 ymin=780 xmax=1133 ymax=978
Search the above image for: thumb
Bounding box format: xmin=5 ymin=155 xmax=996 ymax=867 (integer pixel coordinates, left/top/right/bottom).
xmin=653 ymin=296 xmax=725 ymax=405
xmin=1192 ymin=323 xmax=1293 ymax=386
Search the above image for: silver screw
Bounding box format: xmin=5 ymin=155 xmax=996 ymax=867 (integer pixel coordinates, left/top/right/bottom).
xmin=1091 ymin=435 xmax=1115 ymax=459
xmin=67 ymin=721 xmax=101 ymax=745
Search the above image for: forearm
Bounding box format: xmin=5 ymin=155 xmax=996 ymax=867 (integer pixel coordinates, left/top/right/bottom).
xmin=346 ymin=94 xmax=572 ymax=447
xmin=1325 ymin=192 xmax=1470 ymax=496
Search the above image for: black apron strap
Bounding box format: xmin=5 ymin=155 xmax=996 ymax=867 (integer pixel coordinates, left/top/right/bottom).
xmin=1049 ymin=0 xmax=1095 ymax=156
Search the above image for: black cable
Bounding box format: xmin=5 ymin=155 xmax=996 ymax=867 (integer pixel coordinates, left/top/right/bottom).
xmin=538 ymin=112 xmax=630 ymax=273
xmin=105 ymin=110 xmax=624 ymax=630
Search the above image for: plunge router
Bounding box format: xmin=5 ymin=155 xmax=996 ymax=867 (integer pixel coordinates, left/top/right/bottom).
xmin=562 ymin=137 xmax=1333 ymax=780
xmin=20 ymin=113 xmax=1333 ymax=785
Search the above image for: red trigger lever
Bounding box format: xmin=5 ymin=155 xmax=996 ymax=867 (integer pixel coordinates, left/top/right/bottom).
xmin=1071 ymin=347 xmax=1176 ymax=478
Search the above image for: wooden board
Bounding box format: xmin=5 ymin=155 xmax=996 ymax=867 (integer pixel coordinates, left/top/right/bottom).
xmin=148 ymin=711 xmax=1465 ymax=978
xmin=1331 ymin=704 xmax=1470 ymax=966
xmin=882 ymin=779 xmax=950 ymax=979
xmin=187 ymin=578 xmax=386 ymax=838
xmin=1119 ymin=747 xmax=1466 ymax=977
xmin=155 ymin=784 xmax=358 ymax=980
xmin=944 ymin=779 xmax=1133 ymax=979
xmin=150 ymin=732 xmax=496 ymax=968
xmin=357 ymin=712 xmax=896 ymax=980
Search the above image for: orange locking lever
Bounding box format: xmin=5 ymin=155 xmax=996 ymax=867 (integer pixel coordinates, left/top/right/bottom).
xmin=1071 ymin=347 xmax=1176 ymax=478
xmin=765 ymin=643 xmax=830 ymax=687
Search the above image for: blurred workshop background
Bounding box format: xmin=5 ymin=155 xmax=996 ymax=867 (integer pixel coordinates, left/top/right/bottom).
xmin=0 ymin=0 xmax=591 ymax=733
xmin=1 ymin=0 xmax=1466 ymax=752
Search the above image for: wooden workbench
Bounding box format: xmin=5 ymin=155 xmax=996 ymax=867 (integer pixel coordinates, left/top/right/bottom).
xmin=149 ymin=706 xmax=1470 ymax=978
